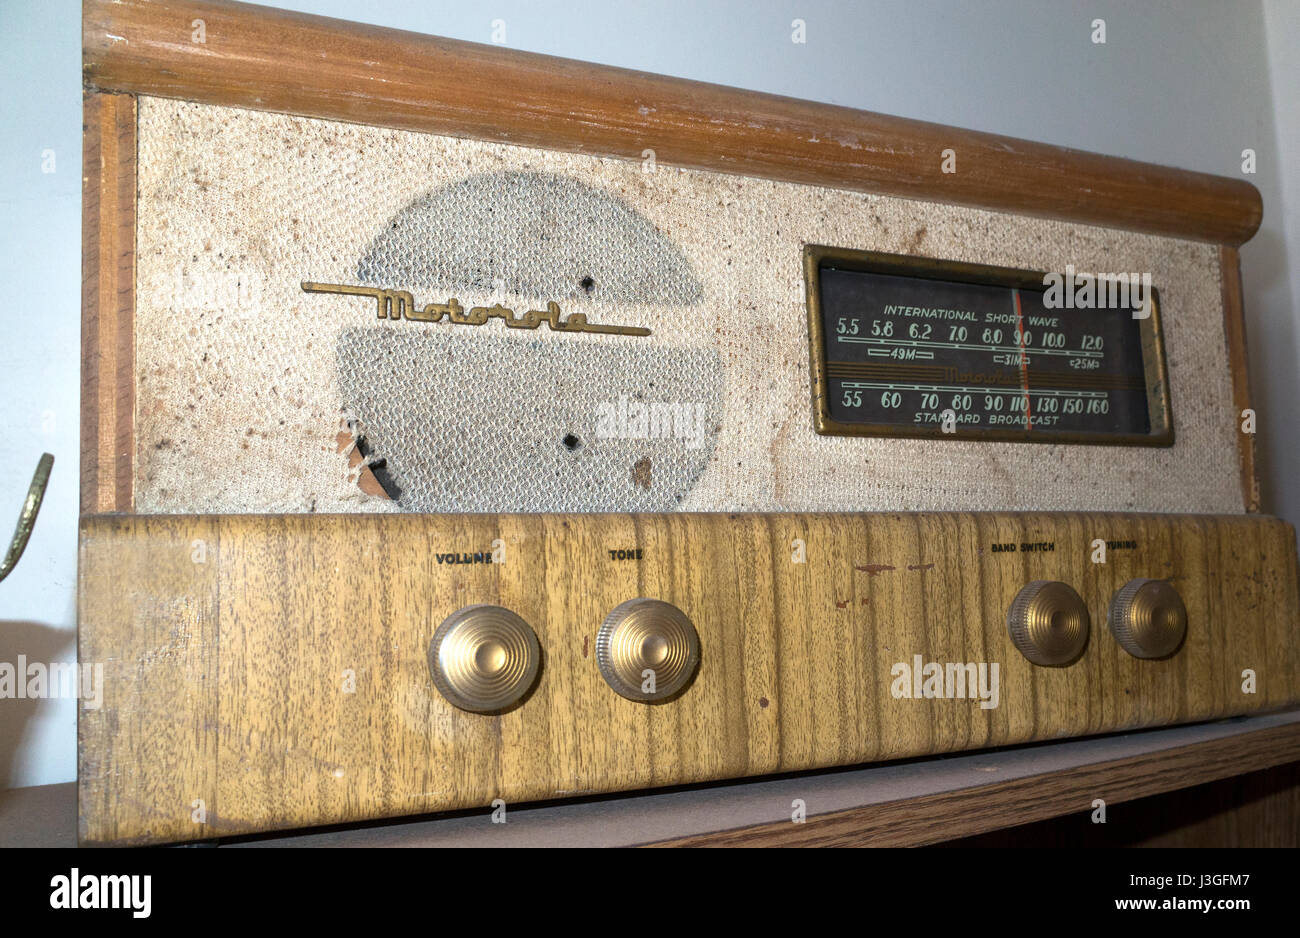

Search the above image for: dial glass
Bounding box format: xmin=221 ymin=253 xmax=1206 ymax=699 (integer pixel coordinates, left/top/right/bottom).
xmin=805 ymin=247 xmax=1173 ymax=445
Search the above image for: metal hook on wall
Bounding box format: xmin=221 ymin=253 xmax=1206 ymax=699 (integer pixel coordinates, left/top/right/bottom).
xmin=0 ymin=453 xmax=54 ymax=584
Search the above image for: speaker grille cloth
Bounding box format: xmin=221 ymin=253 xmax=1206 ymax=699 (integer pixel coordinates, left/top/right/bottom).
xmin=133 ymin=97 xmax=1244 ymax=514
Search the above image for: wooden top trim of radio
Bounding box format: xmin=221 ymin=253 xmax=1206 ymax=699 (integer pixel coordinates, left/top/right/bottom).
xmin=83 ymin=0 xmax=1262 ymax=247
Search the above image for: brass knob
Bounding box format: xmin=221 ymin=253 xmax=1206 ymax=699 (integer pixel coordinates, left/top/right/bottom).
xmin=596 ymin=599 xmax=699 ymax=702
xmin=1006 ymin=580 xmax=1090 ymax=667
xmin=1108 ymin=578 xmax=1187 ymax=659
xmin=428 ymin=605 xmax=540 ymax=713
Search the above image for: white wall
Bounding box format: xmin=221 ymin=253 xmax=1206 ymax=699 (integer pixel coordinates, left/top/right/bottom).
xmin=1262 ymin=0 xmax=1300 ymax=526
xmin=0 ymin=0 xmax=1294 ymax=787
xmin=0 ymin=0 xmax=86 ymax=790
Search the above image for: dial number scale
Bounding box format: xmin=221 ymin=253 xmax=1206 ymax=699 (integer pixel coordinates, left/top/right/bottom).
xmin=805 ymin=247 xmax=1174 ymax=445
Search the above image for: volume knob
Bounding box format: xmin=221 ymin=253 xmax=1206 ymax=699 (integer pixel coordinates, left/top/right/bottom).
xmin=428 ymin=605 xmax=541 ymax=713
xmin=596 ymin=599 xmax=699 ymax=702
xmin=1108 ymin=579 xmax=1187 ymax=659
xmin=1006 ymin=580 xmax=1090 ymax=667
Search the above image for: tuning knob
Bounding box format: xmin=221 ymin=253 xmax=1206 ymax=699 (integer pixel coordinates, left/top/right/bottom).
xmin=1006 ymin=580 xmax=1090 ymax=666
xmin=1108 ymin=579 xmax=1187 ymax=659
xmin=596 ymin=599 xmax=699 ymax=702
xmin=428 ymin=605 xmax=541 ymax=712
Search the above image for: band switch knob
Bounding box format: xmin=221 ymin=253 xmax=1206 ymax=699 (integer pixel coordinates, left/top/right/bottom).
xmin=1007 ymin=580 xmax=1091 ymax=667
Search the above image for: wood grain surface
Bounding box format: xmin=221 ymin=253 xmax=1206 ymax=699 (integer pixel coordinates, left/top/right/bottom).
xmin=78 ymin=511 xmax=1300 ymax=844
xmin=1219 ymin=245 xmax=1261 ymax=513
xmin=82 ymin=0 xmax=1262 ymax=246
xmin=80 ymin=91 xmax=136 ymax=513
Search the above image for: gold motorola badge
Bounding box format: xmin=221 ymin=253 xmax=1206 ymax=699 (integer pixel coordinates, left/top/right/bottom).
xmin=301 ymin=281 xmax=651 ymax=336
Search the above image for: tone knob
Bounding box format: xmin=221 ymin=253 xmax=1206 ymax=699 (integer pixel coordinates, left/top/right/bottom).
xmin=596 ymin=599 xmax=700 ymax=702
xmin=1108 ymin=578 xmax=1187 ymax=659
xmin=1006 ymin=580 xmax=1090 ymax=667
xmin=428 ymin=605 xmax=541 ymax=713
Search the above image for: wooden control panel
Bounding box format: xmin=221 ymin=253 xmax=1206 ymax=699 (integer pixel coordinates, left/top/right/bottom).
xmin=78 ymin=511 xmax=1299 ymax=844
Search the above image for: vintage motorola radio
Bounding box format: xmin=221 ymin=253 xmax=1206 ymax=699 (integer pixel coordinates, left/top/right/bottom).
xmin=78 ymin=0 xmax=1299 ymax=844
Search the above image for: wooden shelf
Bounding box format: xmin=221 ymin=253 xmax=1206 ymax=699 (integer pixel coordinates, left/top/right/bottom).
xmin=9 ymin=709 xmax=1299 ymax=847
